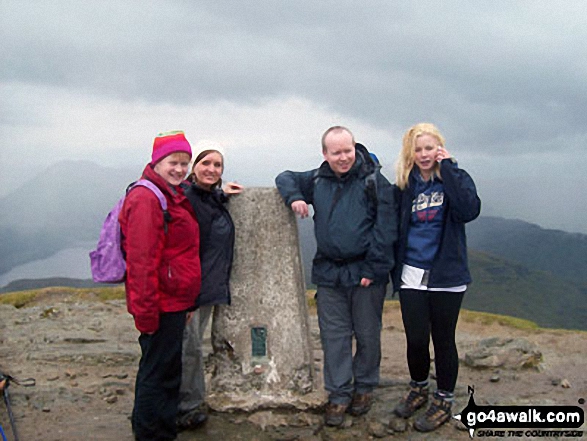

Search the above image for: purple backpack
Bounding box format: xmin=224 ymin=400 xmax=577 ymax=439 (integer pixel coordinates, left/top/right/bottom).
xmin=89 ymin=180 xmax=168 ymax=283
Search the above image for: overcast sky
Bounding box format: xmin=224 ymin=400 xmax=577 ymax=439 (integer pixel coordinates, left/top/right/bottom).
xmin=2 ymin=1 xmax=586 ymax=234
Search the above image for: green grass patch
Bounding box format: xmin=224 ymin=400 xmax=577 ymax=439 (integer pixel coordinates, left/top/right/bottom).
xmin=306 ymin=289 xmax=317 ymax=309
xmin=0 ymin=290 xmax=39 ymax=308
xmin=460 ymin=309 xmax=539 ymax=330
xmin=0 ymin=286 xmax=125 ymax=308
xmin=92 ymin=286 xmax=126 ymax=301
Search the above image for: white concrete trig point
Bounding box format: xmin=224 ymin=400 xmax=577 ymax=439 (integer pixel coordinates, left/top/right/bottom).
xmin=207 ymin=187 xmax=324 ymax=411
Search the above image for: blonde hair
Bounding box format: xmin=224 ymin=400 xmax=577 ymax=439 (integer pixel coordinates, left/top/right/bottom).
xmin=395 ymin=123 xmax=446 ymax=190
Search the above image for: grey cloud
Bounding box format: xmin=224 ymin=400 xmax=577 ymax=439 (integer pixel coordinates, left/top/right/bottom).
xmin=2 ymin=0 xmax=587 ymax=155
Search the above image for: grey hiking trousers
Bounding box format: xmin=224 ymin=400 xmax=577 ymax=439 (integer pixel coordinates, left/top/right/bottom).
xmin=179 ymin=305 xmax=213 ymax=414
xmin=316 ymin=284 xmax=387 ymax=405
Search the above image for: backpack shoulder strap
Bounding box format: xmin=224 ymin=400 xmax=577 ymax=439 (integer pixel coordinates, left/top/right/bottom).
xmin=128 ymin=179 xmax=167 ymax=210
xmin=364 ymin=168 xmax=379 ymax=207
xmin=127 ymin=179 xmax=171 ymax=232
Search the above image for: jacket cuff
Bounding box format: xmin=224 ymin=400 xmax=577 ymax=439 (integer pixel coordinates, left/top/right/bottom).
xmin=286 ymin=194 xmax=305 ymax=206
xmin=361 ymin=264 xmax=375 ymax=281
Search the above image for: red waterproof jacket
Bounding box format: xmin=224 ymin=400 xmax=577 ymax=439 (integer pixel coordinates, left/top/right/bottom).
xmin=119 ymin=164 xmax=201 ymax=333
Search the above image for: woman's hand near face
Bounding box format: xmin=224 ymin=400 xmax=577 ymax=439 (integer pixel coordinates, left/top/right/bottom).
xmin=223 ymin=182 xmax=244 ymax=195
xmin=435 ymin=145 xmax=451 ymax=162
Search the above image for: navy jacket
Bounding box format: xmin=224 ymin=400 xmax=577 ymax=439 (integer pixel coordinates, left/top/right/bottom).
xmin=185 ymin=184 xmax=235 ymax=307
xmin=275 ymin=143 xmax=397 ymax=287
xmin=392 ymin=159 xmax=481 ymax=291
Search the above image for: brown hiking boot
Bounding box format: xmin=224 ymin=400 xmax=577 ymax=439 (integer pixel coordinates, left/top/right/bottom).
xmin=324 ymin=402 xmax=348 ymax=427
xmin=393 ymin=383 xmax=429 ymax=418
xmin=349 ymin=392 xmax=372 ymax=416
xmin=413 ymin=396 xmax=452 ymax=432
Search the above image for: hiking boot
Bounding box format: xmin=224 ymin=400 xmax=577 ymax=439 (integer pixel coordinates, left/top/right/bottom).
xmin=393 ymin=383 xmax=429 ymax=418
xmin=413 ymin=395 xmax=452 ymax=432
xmin=176 ymin=409 xmax=208 ymax=431
xmin=324 ymin=402 xmax=348 ymax=427
xmin=349 ymin=392 xmax=372 ymax=416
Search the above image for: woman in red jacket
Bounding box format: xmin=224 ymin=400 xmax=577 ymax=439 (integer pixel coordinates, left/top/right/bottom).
xmin=119 ymin=131 xmax=201 ymax=441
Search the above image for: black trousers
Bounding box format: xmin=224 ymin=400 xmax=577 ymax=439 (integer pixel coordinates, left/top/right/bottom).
xmin=399 ymin=289 xmax=464 ymax=393
xmin=132 ymin=311 xmax=186 ymax=441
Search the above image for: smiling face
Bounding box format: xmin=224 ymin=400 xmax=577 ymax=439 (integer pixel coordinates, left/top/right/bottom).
xmin=153 ymin=152 xmax=191 ymax=186
xmin=414 ymin=133 xmax=440 ymax=180
xmin=192 ymin=151 xmax=224 ymax=190
xmin=323 ymin=129 xmax=356 ymax=176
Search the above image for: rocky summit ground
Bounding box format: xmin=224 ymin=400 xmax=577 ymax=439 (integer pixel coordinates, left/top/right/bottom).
xmin=0 ymin=289 xmax=586 ymax=440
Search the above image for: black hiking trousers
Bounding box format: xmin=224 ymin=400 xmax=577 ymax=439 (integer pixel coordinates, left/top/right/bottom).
xmin=132 ymin=311 xmax=186 ymax=441
xmin=399 ymin=289 xmax=464 ymax=393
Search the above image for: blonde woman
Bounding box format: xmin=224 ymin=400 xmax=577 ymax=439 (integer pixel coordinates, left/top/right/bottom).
xmin=391 ymin=123 xmax=480 ymax=432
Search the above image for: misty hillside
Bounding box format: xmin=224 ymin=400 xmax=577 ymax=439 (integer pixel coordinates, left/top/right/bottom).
xmin=464 ymin=251 xmax=587 ymax=330
xmin=0 ymin=160 xmax=136 ymax=273
xmin=467 ymin=216 xmax=587 ymax=286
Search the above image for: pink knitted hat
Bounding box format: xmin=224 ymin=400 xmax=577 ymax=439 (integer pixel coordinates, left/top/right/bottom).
xmin=151 ymin=131 xmax=192 ymax=164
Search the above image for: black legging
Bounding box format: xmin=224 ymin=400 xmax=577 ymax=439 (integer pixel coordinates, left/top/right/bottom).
xmin=399 ymin=289 xmax=464 ymax=393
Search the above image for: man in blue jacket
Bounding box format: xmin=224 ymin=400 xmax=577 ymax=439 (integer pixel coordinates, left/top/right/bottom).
xmin=275 ymin=126 xmax=397 ymax=427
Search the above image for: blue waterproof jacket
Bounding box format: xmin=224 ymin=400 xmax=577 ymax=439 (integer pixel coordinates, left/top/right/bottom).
xmin=275 ymin=144 xmax=397 ymax=287
xmin=392 ymin=159 xmax=481 ymax=291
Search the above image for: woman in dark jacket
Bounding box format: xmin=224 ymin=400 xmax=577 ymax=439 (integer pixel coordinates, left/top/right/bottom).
xmin=177 ymin=144 xmax=243 ymax=431
xmin=390 ymin=123 xmax=480 ymax=432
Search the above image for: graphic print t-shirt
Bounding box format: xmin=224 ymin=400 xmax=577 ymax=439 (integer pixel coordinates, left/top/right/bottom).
xmin=403 ymin=176 xmax=445 ymax=269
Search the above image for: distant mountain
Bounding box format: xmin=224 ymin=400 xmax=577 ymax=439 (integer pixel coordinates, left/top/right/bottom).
xmin=0 ymin=277 xmax=108 ymax=294
xmin=0 ymin=160 xmax=136 ymax=274
xmin=464 ymin=250 xmax=587 ymax=330
xmin=467 ymin=216 xmax=587 ymax=286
